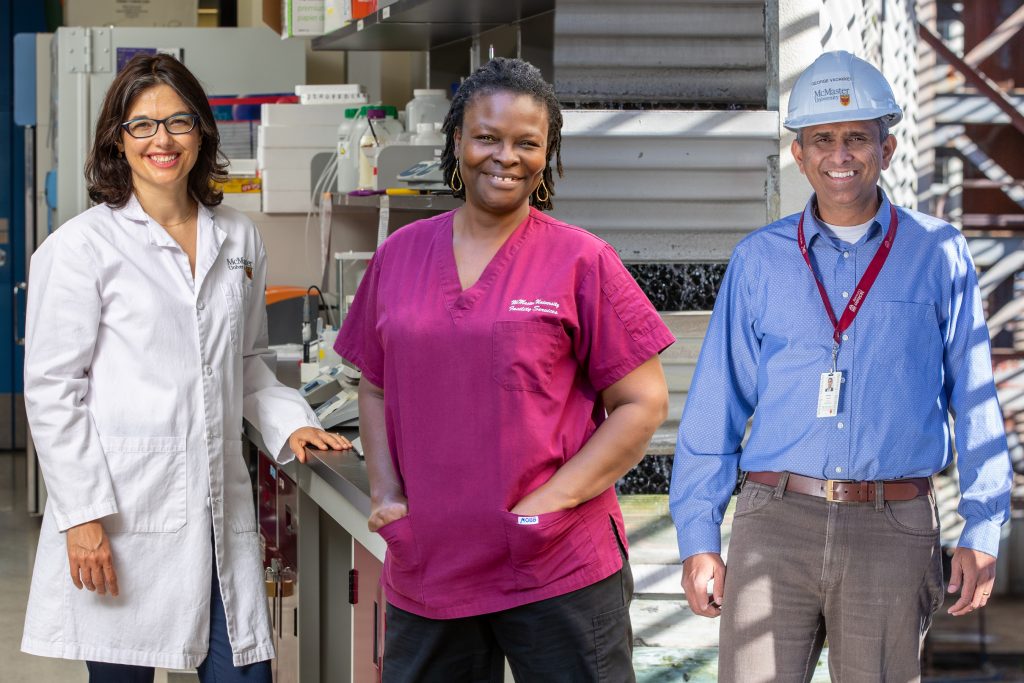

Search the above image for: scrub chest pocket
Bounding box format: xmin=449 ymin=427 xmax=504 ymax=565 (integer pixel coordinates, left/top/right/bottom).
xmin=492 ymin=320 xmax=565 ymax=392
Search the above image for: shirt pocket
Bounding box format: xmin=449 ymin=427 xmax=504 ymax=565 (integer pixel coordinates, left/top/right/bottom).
xmin=222 ymin=282 xmax=253 ymax=353
xmin=867 ymin=301 xmax=941 ymax=371
xmin=223 ymin=439 xmax=257 ymax=533
xmin=502 ymin=509 xmax=597 ymax=590
xmin=100 ymin=435 xmax=187 ymax=534
xmin=492 ymin=320 xmax=565 ymax=392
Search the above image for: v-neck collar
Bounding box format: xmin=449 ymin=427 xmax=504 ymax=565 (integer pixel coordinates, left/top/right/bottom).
xmin=436 ymin=208 xmax=536 ymax=321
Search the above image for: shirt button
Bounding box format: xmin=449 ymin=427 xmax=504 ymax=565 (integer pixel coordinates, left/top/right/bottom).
xmin=835 ymin=466 xmax=843 ymax=473
xmin=204 ymin=365 xmax=213 ymax=376
xmin=843 ymin=251 xmax=850 ymax=258
xmin=197 ymin=301 xmax=206 ymax=310
xmin=842 ymin=334 xmax=849 ymax=341
xmin=837 ymin=421 xmax=845 ymax=429
xmin=842 ymin=291 xmax=849 ymax=298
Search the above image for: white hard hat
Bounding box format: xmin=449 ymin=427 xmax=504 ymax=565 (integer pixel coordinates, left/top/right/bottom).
xmin=784 ymin=51 xmax=902 ymax=132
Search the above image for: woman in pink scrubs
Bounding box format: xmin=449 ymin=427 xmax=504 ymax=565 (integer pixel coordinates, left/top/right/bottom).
xmin=337 ymin=58 xmax=674 ymax=682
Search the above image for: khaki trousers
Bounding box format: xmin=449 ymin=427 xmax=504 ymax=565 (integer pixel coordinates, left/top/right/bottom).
xmin=717 ymin=476 xmax=944 ymax=683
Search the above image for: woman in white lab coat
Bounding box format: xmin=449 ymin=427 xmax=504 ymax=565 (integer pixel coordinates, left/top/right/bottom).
xmin=20 ymin=54 xmax=349 ymax=683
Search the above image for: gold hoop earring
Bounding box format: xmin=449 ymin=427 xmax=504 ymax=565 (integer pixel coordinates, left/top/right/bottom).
xmin=534 ymin=179 xmax=550 ymax=204
xmin=450 ymin=161 xmax=464 ymax=192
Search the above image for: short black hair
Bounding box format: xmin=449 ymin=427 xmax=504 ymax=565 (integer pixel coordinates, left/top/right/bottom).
xmin=440 ymin=57 xmax=563 ymax=211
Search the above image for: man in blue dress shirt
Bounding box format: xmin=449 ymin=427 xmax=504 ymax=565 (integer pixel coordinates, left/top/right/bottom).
xmin=670 ymin=51 xmax=1013 ymax=681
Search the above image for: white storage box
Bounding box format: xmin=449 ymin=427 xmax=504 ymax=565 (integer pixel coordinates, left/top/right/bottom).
xmin=262 ymin=189 xmax=316 ymax=214
xmin=259 ymin=125 xmax=339 ymax=149
xmin=221 ymin=193 xmax=263 ymax=213
xmin=261 ymin=103 xmax=353 ymax=127
xmin=294 ymin=83 xmax=365 ymax=106
xmin=261 ymin=170 xmax=313 ymax=192
xmin=258 ymin=147 xmax=324 ymax=171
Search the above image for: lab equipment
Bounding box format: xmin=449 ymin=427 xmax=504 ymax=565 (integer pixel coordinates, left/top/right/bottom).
xmin=404 ymin=89 xmax=450 ymax=132
xmin=358 ymin=107 xmax=403 ymax=190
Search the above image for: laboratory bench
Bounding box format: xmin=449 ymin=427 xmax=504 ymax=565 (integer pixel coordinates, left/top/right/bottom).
xmin=243 ymin=423 xmax=386 ymax=683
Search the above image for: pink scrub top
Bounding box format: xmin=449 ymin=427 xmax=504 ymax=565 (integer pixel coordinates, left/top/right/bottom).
xmin=336 ymin=207 xmax=675 ymax=619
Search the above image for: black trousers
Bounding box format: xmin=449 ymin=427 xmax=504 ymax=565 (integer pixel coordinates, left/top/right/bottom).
xmin=382 ymin=546 xmax=635 ymax=683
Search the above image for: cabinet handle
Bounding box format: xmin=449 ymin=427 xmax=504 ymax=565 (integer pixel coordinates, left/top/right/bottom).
xmin=13 ymin=282 xmax=27 ymax=346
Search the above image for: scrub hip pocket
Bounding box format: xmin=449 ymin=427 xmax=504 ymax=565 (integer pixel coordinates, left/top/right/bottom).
xmin=503 ymin=509 xmax=597 ymax=590
xmin=491 ymin=320 xmax=564 ymax=392
xmin=377 ymin=515 xmax=423 ymax=603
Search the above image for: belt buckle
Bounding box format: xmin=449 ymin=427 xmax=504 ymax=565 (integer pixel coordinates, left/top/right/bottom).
xmin=825 ymin=479 xmax=852 ymax=503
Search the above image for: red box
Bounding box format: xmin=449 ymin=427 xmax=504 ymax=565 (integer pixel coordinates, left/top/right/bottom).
xmin=351 ymin=0 xmax=377 ymax=20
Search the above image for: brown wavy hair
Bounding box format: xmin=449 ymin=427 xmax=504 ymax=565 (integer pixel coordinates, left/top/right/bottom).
xmin=85 ymin=53 xmax=228 ymax=208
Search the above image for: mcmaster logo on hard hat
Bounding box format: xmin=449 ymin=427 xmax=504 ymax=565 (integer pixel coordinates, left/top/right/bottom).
xmin=812 ymin=86 xmax=852 ymax=104
xmin=783 ymin=50 xmax=903 ymax=131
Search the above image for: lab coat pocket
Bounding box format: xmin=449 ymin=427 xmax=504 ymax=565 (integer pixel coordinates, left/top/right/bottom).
xmin=100 ymin=435 xmax=186 ymax=534
xmin=377 ymin=515 xmax=423 ymax=603
xmin=492 ymin=320 xmax=564 ymax=392
xmin=222 ymin=282 xmax=252 ymax=353
xmin=503 ymin=508 xmax=597 ymax=590
xmin=224 ymin=439 xmax=258 ymax=533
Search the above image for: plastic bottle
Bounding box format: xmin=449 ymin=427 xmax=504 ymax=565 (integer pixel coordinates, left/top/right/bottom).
xmin=357 ymin=108 xmax=403 ymax=190
xmin=411 ymin=122 xmax=445 ymax=146
xmin=336 ymin=107 xmax=362 ymax=194
xmin=405 ymin=89 xmax=449 ymax=132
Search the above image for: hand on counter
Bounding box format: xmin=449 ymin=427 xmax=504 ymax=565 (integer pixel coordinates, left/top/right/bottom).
xmin=289 ymin=427 xmax=352 ymax=463
xmin=66 ymin=520 xmax=119 ymax=597
xmin=369 ymin=495 xmax=408 ymax=533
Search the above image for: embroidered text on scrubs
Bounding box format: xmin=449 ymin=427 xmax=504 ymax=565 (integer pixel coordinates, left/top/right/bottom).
xmin=509 ymin=298 xmax=560 ymax=314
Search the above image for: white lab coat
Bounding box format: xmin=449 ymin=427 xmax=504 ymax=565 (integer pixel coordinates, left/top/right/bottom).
xmin=21 ymin=196 xmax=318 ymax=669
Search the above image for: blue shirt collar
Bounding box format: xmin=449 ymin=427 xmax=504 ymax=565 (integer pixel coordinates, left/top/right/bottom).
xmin=801 ymin=188 xmax=892 ymax=248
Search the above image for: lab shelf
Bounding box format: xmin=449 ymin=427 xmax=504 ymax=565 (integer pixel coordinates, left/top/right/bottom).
xmin=311 ymin=0 xmax=554 ymax=51
xmin=329 ymin=192 xmax=462 ymax=212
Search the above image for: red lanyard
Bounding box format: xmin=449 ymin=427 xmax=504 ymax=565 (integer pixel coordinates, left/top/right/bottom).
xmin=797 ymin=204 xmax=898 ymax=346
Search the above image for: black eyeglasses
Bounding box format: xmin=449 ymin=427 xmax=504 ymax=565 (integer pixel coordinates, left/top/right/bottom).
xmin=121 ymin=113 xmax=199 ymax=139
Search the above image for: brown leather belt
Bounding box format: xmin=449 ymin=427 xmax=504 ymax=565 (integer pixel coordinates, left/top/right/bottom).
xmin=745 ymin=471 xmax=930 ymax=503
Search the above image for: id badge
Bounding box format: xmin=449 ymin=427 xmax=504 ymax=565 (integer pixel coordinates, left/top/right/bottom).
xmin=816 ymin=371 xmax=841 ymax=417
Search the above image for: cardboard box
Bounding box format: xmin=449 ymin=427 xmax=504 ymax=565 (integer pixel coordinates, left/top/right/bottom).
xmin=261 ymin=103 xmax=353 ymax=127
xmin=324 ymin=0 xmax=352 ymax=33
xmin=351 ymin=0 xmax=377 ymax=20
xmin=259 ymin=125 xmax=339 ymax=149
xmin=216 ymin=176 xmax=262 ymax=193
xmin=65 ymin=0 xmax=198 ymax=27
xmin=283 ymin=0 xmax=324 ymax=37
